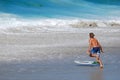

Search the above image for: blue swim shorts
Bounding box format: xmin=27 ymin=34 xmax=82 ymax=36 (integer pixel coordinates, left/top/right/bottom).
xmin=90 ymin=47 xmax=101 ymax=57
xmin=91 ymin=47 xmax=100 ymax=54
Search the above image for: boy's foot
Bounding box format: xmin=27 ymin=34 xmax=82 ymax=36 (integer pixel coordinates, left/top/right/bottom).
xmin=100 ymin=65 xmax=103 ymax=69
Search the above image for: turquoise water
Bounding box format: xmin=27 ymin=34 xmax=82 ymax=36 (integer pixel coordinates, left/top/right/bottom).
xmin=0 ymin=0 xmax=120 ymax=32
xmin=0 ymin=0 xmax=120 ymax=18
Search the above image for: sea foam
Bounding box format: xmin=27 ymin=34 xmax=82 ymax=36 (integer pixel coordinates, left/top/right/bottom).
xmin=0 ymin=13 xmax=120 ymax=33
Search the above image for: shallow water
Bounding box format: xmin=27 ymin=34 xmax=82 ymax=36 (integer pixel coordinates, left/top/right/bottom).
xmin=0 ymin=29 xmax=120 ymax=80
xmin=0 ymin=47 xmax=120 ymax=80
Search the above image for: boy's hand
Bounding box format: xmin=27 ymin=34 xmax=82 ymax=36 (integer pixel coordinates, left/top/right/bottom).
xmin=101 ymin=50 xmax=104 ymax=53
xmin=86 ymin=49 xmax=90 ymax=55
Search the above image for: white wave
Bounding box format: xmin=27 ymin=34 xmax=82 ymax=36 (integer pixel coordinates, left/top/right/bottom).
xmin=0 ymin=13 xmax=120 ymax=33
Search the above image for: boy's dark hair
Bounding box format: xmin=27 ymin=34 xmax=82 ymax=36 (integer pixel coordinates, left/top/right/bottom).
xmin=89 ymin=32 xmax=95 ymax=38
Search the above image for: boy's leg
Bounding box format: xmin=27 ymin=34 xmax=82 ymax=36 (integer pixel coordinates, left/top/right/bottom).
xmin=95 ymin=55 xmax=103 ymax=68
xmin=91 ymin=54 xmax=103 ymax=68
xmin=87 ymin=50 xmax=93 ymax=57
xmin=90 ymin=53 xmax=97 ymax=57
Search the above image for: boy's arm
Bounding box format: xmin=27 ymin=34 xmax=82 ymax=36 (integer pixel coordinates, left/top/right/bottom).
xmin=88 ymin=39 xmax=92 ymax=52
xmin=99 ymin=45 xmax=104 ymax=53
xmin=97 ymin=40 xmax=104 ymax=53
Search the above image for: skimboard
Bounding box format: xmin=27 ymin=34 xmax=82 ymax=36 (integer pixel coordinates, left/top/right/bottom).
xmin=74 ymin=60 xmax=99 ymax=66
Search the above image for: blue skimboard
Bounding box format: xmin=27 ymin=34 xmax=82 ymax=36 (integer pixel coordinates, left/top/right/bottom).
xmin=74 ymin=60 xmax=99 ymax=66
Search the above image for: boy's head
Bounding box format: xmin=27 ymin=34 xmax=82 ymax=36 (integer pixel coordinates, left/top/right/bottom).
xmin=89 ymin=32 xmax=95 ymax=38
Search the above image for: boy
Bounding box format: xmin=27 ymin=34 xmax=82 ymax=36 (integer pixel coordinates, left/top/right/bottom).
xmin=87 ymin=33 xmax=104 ymax=68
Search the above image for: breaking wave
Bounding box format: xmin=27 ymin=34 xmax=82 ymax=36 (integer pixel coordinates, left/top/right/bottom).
xmin=0 ymin=13 xmax=120 ymax=33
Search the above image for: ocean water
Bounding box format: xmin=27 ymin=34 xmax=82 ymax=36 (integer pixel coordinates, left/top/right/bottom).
xmin=0 ymin=0 xmax=120 ymax=33
xmin=0 ymin=0 xmax=120 ymax=18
